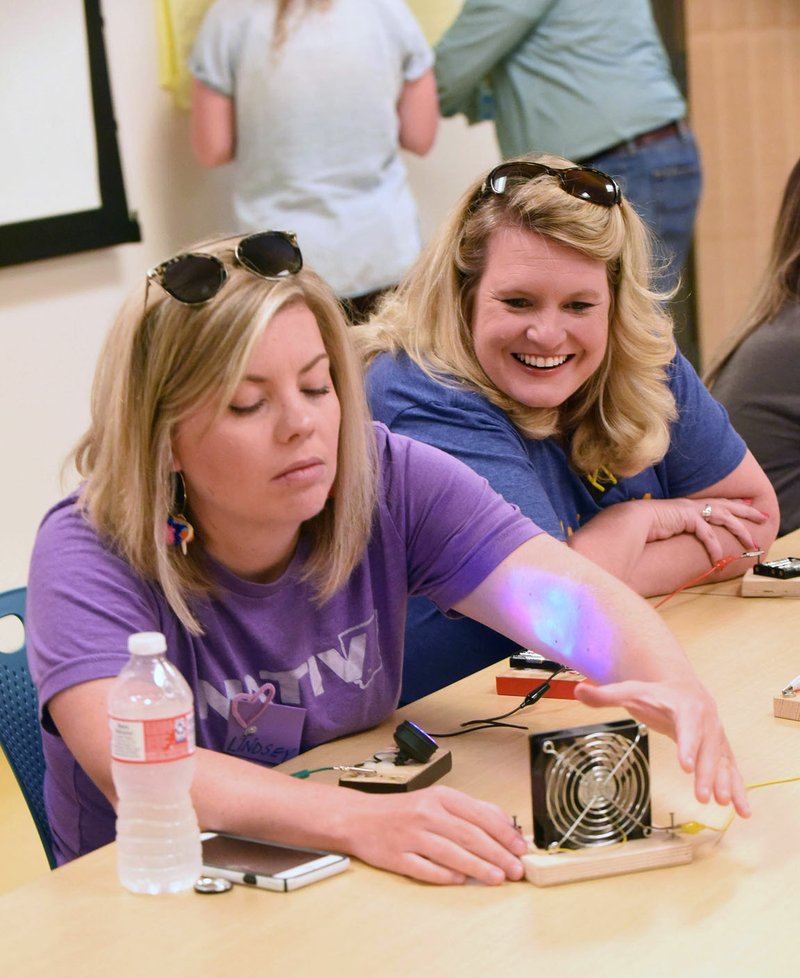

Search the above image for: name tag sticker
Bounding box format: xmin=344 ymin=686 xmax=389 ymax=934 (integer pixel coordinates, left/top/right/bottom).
xmin=224 ymin=682 xmax=306 ymax=766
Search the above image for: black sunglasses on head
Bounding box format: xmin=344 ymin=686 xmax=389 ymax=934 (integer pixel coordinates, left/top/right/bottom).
xmin=146 ymin=230 xmax=303 ymax=305
xmin=482 ymin=161 xmax=622 ymax=208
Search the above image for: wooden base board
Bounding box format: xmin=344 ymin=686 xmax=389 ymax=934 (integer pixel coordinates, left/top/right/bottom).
xmin=338 ymin=749 xmax=452 ymax=793
xmin=740 ymin=569 xmax=800 ymax=597
xmin=773 ymin=695 xmax=800 ymax=721
xmin=522 ymin=834 xmax=693 ymax=887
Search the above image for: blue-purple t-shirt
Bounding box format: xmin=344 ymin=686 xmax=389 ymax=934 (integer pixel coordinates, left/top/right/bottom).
xmin=366 ymin=352 xmax=747 ymax=703
xmin=27 ymin=424 xmax=539 ymax=863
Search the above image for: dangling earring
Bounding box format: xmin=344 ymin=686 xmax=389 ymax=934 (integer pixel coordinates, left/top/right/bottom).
xmin=166 ymin=472 xmax=195 ymax=555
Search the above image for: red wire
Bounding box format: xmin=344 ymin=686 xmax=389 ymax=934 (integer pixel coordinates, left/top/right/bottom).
xmin=653 ymin=553 xmax=743 ymax=610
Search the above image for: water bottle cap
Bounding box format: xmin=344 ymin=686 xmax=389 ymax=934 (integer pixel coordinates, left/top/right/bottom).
xmin=127 ymin=631 xmax=167 ymax=656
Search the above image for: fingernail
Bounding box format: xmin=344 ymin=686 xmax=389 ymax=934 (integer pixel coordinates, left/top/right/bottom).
xmin=760 ymin=512 xmax=770 ymax=519
xmin=512 ymin=837 xmax=529 ymax=856
xmin=508 ymin=860 xmax=525 ymax=881
xmin=742 ymin=498 xmax=753 ymax=505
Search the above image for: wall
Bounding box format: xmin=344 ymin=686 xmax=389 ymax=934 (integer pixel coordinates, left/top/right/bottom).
xmin=0 ymin=1 xmax=498 ymax=592
xmin=686 ymin=0 xmax=800 ymax=364
xmin=406 ymin=0 xmax=461 ymax=42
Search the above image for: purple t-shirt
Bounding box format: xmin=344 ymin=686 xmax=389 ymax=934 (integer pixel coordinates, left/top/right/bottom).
xmin=27 ymin=424 xmax=540 ymax=863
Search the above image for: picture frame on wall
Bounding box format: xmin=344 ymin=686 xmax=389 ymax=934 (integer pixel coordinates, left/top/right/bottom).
xmin=0 ymin=0 xmax=140 ymax=268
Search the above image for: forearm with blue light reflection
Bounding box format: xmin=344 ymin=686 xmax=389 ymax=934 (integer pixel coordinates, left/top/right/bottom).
xmin=454 ymin=535 xmax=694 ymax=687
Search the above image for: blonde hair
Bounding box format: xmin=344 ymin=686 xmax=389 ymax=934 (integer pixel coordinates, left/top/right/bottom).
xmin=706 ymin=156 xmax=800 ymax=387
xmin=74 ymin=234 xmax=376 ymax=632
xmin=355 ymin=154 xmax=678 ymax=477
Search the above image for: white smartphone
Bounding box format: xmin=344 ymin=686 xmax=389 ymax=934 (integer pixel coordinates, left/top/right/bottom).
xmin=200 ymin=831 xmax=350 ymax=892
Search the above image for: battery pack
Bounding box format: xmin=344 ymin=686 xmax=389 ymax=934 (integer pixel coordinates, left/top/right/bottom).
xmin=740 ymin=568 xmax=800 ymax=597
xmin=495 ymin=667 xmax=587 ymax=699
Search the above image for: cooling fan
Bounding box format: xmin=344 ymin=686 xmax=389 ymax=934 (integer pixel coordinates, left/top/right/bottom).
xmin=531 ymin=717 xmax=651 ymax=850
xmin=521 ymin=718 xmax=693 ymax=886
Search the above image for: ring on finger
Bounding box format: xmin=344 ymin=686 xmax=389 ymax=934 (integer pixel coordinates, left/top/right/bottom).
xmin=701 ymin=504 xmax=713 ymax=522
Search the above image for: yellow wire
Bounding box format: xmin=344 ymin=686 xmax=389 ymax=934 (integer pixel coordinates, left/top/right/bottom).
xmin=539 ymin=775 xmax=800 ymax=854
xmin=545 ymin=834 xmax=630 ymax=855
xmin=743 ymin=775 xmax=800 ymax=790
xmin=674 ymin=775 xmax=800 ymax=835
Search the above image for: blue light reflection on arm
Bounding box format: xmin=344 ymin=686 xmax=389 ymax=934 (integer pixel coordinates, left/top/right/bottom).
xmin=500 ymin=579 xmax=616 ymax=684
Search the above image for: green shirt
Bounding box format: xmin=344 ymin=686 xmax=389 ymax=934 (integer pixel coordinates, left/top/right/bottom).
xmin=435 ymin=0 xmax=686 ymax=160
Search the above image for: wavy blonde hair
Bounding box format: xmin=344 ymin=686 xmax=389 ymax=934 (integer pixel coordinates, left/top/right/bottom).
xmin=355 ymin=154 xmax=678 ymax=477
xmin=706 ymin=156 xmax=800 ymax=387
xmin=74 ymin=234 xmax=376 ymax=632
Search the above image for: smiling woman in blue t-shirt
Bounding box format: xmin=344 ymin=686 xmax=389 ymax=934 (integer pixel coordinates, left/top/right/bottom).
xmin=356 ymin=155 xmax=779 ymax=703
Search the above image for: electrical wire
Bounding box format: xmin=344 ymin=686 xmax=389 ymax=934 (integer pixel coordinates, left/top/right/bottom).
xmin=428 ymin=665 xmax=564 ymax=738
xmin=540 ymin=775 xmax=800 ymax=856
xmin=290 ymin=766 xmax=336 ymax=779
xmin=654 ymin=550 xmax=763 ymax=609
xmin=290 ymin=764 xmax=386 ymax=779
xmin=652 ymin=774 xmax=800 ymax=837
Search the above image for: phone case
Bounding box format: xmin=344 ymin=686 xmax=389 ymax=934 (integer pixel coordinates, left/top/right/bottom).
xmin=200 ymin=832 xmax=349 ymax=891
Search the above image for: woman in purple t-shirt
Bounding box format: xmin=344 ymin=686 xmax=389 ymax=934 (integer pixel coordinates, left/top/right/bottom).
xmin=28 ymin=231 xmax=748 ymax=881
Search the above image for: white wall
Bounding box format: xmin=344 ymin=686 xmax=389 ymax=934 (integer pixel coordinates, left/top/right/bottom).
xmin=0 ymin=2 xmax=498 ymax=591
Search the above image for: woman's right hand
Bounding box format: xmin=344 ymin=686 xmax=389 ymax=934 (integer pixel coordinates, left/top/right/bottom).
xmin=345 ymin=785 xmax=528 ymax=885
xmin=568 ymin=495 xmax=767 ymax=592
xmin=575 ymin=674 xmax=750 ymax=818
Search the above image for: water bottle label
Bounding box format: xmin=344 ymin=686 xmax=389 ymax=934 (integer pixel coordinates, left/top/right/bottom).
xmin=110 ymin=711 xmax=196 ymax=763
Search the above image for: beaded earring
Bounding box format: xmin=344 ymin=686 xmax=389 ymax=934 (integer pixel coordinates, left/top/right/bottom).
xmin=166 ymin=472 xmax=195 ymax=555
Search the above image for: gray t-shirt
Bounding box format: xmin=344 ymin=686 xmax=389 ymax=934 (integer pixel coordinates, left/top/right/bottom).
xmin=712 ymin=302 xmax=800 ymax=536
xmin=190 ymin=0 xmax=432 ymax=297
xmin=27 ymin=425 xmax=539 ymax=863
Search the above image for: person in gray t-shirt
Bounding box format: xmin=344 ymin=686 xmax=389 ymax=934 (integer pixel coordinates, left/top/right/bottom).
xmin=189 ymin=0 xmax=438 ymax=320
xmin=707 ymin=157 xmax=800 ymax=536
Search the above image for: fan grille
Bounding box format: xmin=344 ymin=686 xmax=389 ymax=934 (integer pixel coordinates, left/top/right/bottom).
xmin=530 ymin=719 xmax=651 ymax=850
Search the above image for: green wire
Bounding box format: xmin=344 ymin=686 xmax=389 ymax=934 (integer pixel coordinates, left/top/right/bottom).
xmin=290 ymin=766 xmax=336 ymax=779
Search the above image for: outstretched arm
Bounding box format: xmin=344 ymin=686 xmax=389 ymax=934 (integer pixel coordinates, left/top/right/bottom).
xmin=567 ymin=450 xmax=779 ymax=595
xmin=453 ymin=532 xmax=751 ymax=818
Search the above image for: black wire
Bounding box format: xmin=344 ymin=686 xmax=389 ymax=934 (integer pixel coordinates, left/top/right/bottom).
xmin=428 ymin=721 xmax=528 ymax=738
xmin=428 ymin=666 xmax=564 ymax=739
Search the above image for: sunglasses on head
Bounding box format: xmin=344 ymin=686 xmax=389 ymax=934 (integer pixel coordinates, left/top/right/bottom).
xmin=146 ymin=230 xmax=303 ymax=305
xmin=481 ymin=161 xmax=622 ymax=208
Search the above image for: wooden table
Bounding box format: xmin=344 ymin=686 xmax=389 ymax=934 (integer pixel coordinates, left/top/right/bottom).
xmin=2 ymin=534 xmax=798 ymax=977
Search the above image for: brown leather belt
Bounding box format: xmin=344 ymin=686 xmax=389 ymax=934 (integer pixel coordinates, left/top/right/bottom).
xmin=583 ymin=120 xmax=685 ymax=161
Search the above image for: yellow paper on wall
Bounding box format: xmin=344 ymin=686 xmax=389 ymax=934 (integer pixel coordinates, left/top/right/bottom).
xmin=154 ymin=0 xmax=215 ymax=110
xmin=155 ymin=0 xmax=460 ymax=109
xmin=406 ymin=0 xmax=461 ymax=45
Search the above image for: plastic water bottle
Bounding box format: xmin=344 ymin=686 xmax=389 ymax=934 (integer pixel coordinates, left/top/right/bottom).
xmin=108 ymin=631 xmax=201 ymax=894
